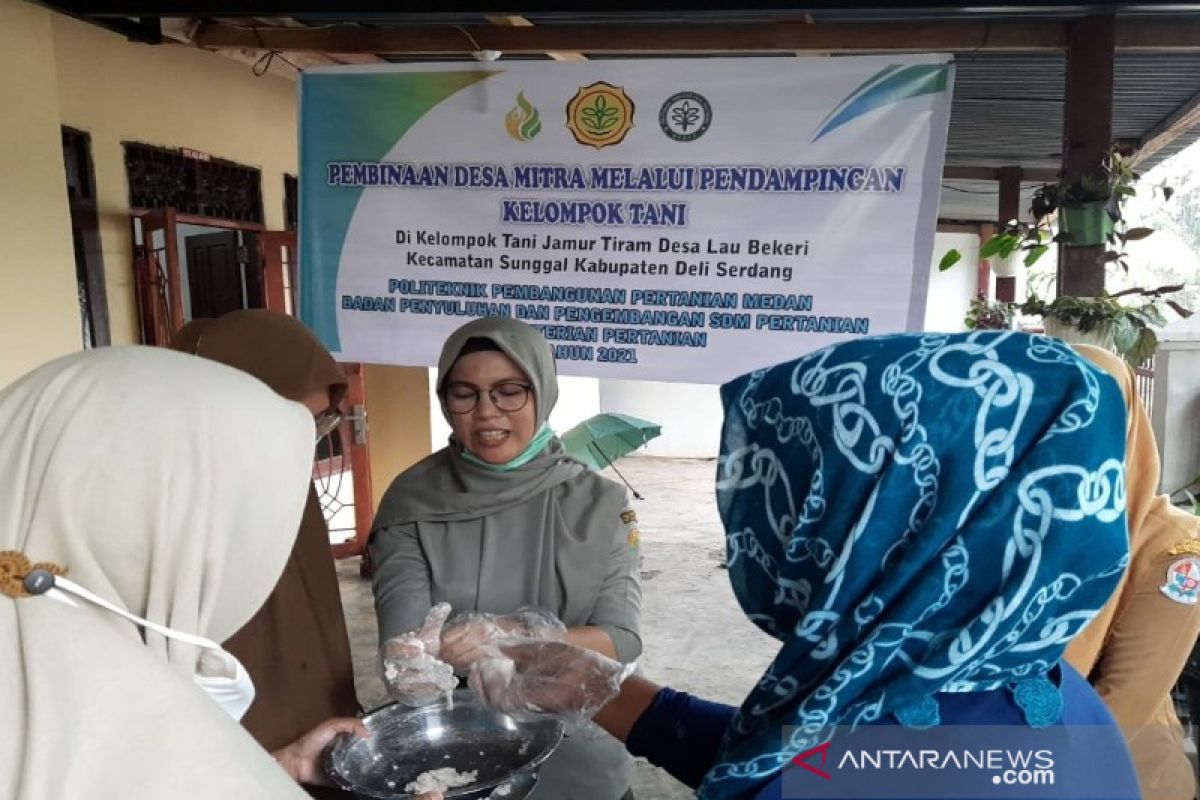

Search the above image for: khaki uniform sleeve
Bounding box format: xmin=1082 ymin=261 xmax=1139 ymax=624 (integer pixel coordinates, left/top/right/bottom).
xmin=587 ymin=507 xmax=644 ymax=663
xmin=1090 ymin=502 xmax=1200 ymax=735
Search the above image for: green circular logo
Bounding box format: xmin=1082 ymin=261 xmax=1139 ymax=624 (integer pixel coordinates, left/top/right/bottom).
xmin=659 ymin=91 xmax=712 ymax=142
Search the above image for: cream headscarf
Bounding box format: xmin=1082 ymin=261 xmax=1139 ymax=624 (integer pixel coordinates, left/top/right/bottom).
xmin=0 ymin=347 xmax=315 ymax=800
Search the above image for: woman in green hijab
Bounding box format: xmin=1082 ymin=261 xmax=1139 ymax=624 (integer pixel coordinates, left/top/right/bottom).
xmin=370 ymin=317 xmax=643 ymax=800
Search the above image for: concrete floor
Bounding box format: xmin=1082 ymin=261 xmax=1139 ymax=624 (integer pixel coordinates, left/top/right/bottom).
xmin=335 ymin=456 xmax=781 ymax=799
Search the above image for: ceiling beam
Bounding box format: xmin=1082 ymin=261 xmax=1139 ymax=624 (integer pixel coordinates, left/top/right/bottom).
xmin=487 ymin=15 xmax=587 ymax=62
xmin=246 ymin=17 xmax=386 ymax=64
xmin=943 ymin=166 xmax=1059 ymax=182
xmin=1116 ymin=19 xmax=1200 ymax=50
xmin=188 ymin=18 xmax=1200 ymax=56
xmin=936 ymin=221 xmax=984 ymax=234
xmin=192 ymin=20 xmax=1071 ymax=55
xmin=36 ymin=1 xmax=1200 ymax=15
xmin=1133 ymin=87 xmax=1200 ymax=165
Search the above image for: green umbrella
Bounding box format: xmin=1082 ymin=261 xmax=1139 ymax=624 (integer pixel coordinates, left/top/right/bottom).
xmin=560 ymin=412 xmax=662 ymax=499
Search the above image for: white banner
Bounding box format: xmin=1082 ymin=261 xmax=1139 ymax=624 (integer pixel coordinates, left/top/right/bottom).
xmin=299 ymin=56 xmax=953 ymax=383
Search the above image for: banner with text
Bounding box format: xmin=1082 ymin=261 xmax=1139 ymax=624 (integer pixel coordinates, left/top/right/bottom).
xmin=299 ymin=57 xmax=953 ymax=382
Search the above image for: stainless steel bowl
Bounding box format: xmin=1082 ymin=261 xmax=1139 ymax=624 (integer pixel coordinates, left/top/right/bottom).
xmin=325 ymin=690 xmax=564 ymax=799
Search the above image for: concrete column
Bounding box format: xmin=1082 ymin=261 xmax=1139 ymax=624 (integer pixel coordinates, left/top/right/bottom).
xmin=1151 ymin=315 xmax=1200 ymax=494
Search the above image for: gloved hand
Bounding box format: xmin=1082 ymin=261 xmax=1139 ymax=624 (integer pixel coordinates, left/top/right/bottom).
xmin=379 ymin=603 xmax=457 ymax=707
xmin=440 ymin=607 xmax=567 ymax=674
xmin=467 ymin=640 xmax=634 ymax=729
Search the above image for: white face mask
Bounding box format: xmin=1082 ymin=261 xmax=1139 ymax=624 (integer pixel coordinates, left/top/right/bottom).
xmin=29 ymin=571 xmax=257 ymax=720
xmin=192 ymin=647 xmax=257 ymax=721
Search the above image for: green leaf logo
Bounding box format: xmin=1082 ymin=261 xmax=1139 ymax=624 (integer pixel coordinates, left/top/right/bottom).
xmin=581 ymin=95 xmax=620 ymax=134
xmin=566 ymin=82 xmax=635 ymax=149
xmin=505 ymin=91 xmax=542 ymax=142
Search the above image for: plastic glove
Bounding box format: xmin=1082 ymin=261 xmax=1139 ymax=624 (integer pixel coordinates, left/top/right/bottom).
xmin=379 ymin=603 xmax=457 ymax=707
xmin=440 ymin=607 xmax=567 ymax=674
xmin=467 ymin=640 xmax=634 ymax=729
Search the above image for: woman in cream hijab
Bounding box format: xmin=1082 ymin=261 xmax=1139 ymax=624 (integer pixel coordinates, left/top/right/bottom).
xmin=0 ymin=347 xmax=389 ymax=800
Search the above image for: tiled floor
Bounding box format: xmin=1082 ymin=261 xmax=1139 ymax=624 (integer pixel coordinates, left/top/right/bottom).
xmin=335 ymin=456 xmax=781 ymax=798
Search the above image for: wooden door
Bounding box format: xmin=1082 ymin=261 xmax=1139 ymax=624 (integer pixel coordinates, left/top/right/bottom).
xmin=132 ymin=208 xmax=183 ymax=345
xmin=185 ymin=230 xmax=242 ymax=318
xmin=259 ymin=230 xmax=375 ymax=559
xmin=259 ymin=230 xmax=297 ymax=315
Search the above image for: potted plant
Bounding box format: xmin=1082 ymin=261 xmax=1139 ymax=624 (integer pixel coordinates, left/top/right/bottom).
xmin=964 ymin=292 xmax=1016 ymax=330
xmin=937 ymin=145 xmax=1186 ymax=362
xmin=1030 ymin=148 xmax=1167 ymax=249
xmin=938 ymin=145 xmax=1171 ymax=274
xmin=1018 ymin=285 xmax=1184 ymax=366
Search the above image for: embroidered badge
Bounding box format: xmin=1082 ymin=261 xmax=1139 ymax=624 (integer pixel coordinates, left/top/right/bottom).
xmin=620 ymin=510 xmax=638 ymax=525
xmin=627 ymin=528 xmax=641 ymax=548
xmin=1168 ymin=537 xmax=1200 ymax=557
xmin=1160 ymin=557 xmax=1200 ymax=605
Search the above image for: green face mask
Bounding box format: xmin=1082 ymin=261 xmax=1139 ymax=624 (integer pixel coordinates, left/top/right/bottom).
xmin=460 ymin=423 xmax=555 ymax=472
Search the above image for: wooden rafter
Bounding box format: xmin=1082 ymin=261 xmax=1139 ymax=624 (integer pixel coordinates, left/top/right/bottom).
xmin=188 ymin=18 xmax=1200 ymax=57
xmin=163 ymin=16 xmax=384 ymax=81
xmin=487 ymin=15 xmax=587 ymax=62
xmin=1134 ymin=87 xmax=1200 ymax=166
xmin=943 ymin=166 xmax=1059 ymax=183
xmin=192 ymin=20 xmax=1070 ymax=55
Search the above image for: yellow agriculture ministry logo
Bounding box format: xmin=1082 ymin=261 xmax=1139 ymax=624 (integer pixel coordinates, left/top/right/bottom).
xmin=505 ymin=92 xmax=542 ymax=142
xmin=566 ymin=81 xmax=635 ymax=149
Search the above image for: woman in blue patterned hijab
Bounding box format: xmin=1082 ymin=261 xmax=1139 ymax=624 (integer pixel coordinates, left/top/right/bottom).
xmin=702 ymin=331 xmax=1130 ymax=797
xmin=466 ymin=331 xmax=1137 ymax=800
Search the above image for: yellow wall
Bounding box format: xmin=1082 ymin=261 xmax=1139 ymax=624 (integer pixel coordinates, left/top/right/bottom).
xmin=50 ymin=13 xmax=299 ymax=346
xmin=0 ymin=2 xmax=432 ymax=479
xmin=365 ymin=365 xmax=431 ymax=511
xmin=0 ymin=0 xmax=79 ymax=387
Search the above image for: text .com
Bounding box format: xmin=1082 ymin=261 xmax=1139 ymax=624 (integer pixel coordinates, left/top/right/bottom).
xmin=993 ymin=768 xmax=1056 ymax=786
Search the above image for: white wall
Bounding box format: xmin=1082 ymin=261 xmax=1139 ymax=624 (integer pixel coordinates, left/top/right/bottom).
xmin=923 ymin=232 xmax=979 ymax=333
xmin=599 ymin=380 xmax=721 ymax=458
xmin=426 ymin=232 xmax=980 ymax=459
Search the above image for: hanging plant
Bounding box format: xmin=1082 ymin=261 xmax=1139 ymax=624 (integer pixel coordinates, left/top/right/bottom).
xmin=940 ymin=145 xmax=1172 ymax=274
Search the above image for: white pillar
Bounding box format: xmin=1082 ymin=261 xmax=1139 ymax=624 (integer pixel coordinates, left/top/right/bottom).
xmin=1151 ymin=315 xmax=1200 ymax=494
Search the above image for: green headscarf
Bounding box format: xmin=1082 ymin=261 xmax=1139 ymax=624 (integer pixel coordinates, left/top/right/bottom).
xmin=436 ymin=317 xmax=561 ymax=472
xmin=374 ymin=315 xmax=625 ymax=538
xmin=371 ymin=318 xmax=640 ymax=800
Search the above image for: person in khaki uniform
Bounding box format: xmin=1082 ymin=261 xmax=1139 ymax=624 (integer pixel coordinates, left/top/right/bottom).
xmin=1066 ymin=344 xmax=1200 ymax=800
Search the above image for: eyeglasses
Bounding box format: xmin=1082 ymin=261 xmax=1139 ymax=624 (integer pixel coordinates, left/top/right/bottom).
xmin=443 ymin=382 xmax=533 ymax=415
xmin=314 ymin=409 xmax=343 ymax=440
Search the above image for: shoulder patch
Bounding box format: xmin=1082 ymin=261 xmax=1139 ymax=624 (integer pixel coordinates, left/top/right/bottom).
xmin=1160 ymin=557 xmax=1200 ymax=605
xmin=620 ymin=510 xmax=638 ymax=525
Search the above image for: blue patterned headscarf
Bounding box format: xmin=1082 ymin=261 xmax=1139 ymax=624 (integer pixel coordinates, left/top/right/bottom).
xmin=699 ymin=332 xmax=1129 ymax=800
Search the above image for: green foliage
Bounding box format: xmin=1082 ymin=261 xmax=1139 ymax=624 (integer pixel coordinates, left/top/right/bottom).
xmin=944 ymin=147 xmax=1175 ymax=273
xmin=1018 ymin=287 xmax=1178 ymax=365
xmin=937 ymin=250 xmax=962 ymax=272
xmin=964 ymin=293 xmax=1015 ymax=330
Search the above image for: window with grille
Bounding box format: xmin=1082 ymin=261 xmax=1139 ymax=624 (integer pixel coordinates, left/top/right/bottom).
xmin=123 ymin=142 xmax=264 ymax=224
